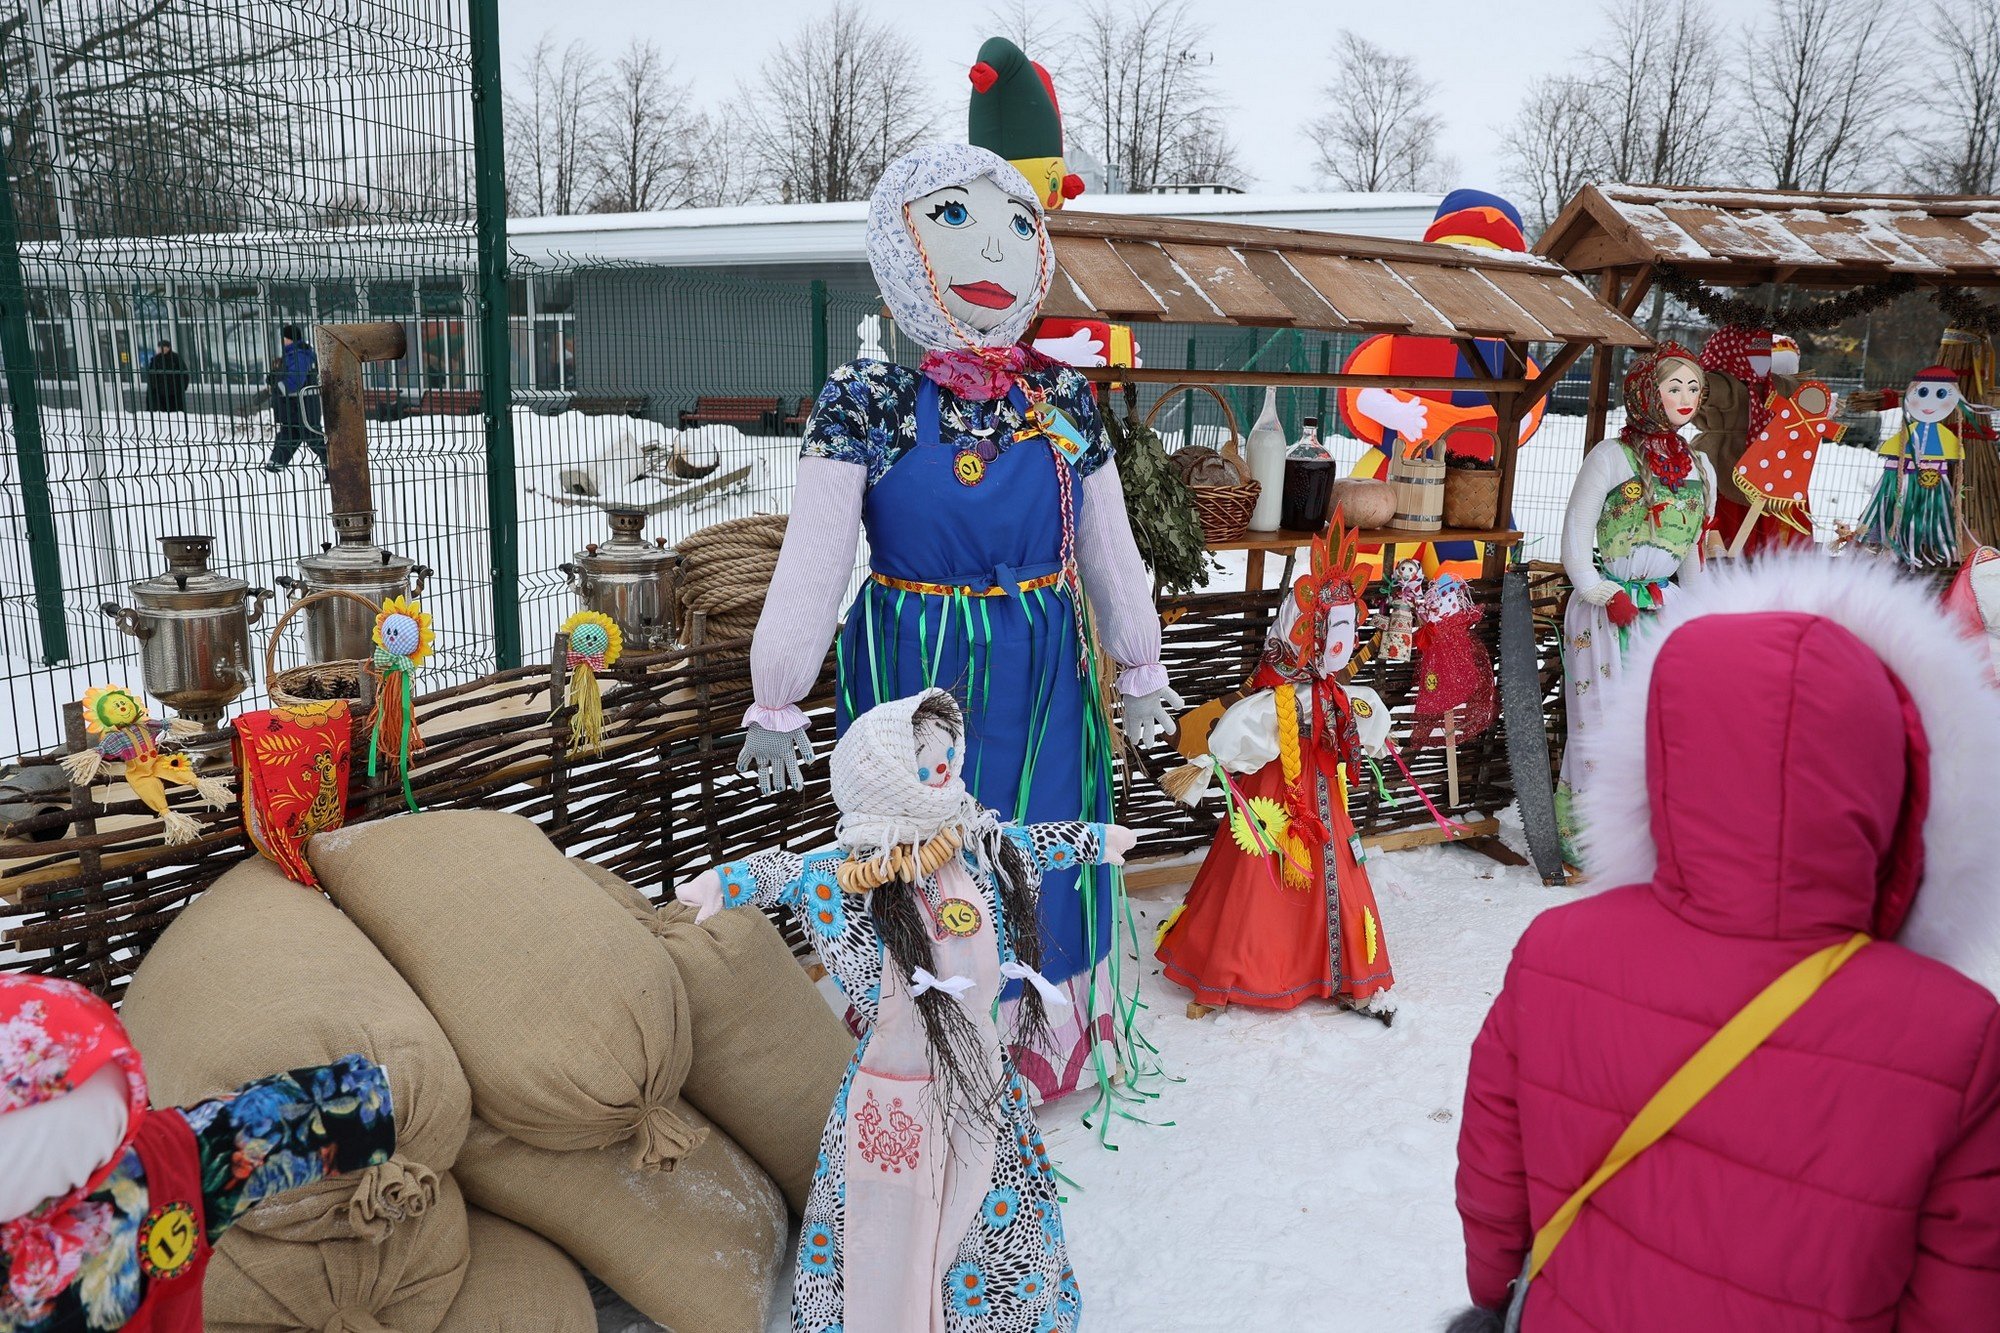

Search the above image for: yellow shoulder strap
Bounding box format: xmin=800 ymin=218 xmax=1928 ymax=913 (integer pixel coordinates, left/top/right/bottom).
xmin=1527 ymin=932 xmax=1869 ymax=1282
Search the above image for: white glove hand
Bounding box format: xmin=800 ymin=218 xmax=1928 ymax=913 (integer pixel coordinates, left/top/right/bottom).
xmin=1102 ymin=824 xmax=1140 ymax=866
xmin=1031 ymin=328 xmax=1108 ymax=368
xmin=1356 ymin=386 xmax=1429 ymax=442
xmin=675 ymin=869 xmax=725 ymax=924
xmin=1120 ymin=686 xmax=1185 ymax=748
xmin=736 ymin=722 xmax=815 ymax=795
xmin=1578 ymin=580 xmax=1620 ymax=607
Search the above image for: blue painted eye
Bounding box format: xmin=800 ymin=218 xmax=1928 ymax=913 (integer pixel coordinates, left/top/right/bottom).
xmin=946 ymin=746 xmax=956 ymax=761
xmin=918 ymin=767 xmax=929 ymax=781
xmin=927 ymin=200 xmax=971 ymax=227
xmin=1011 ymin=213 xmax=1034 ymax=239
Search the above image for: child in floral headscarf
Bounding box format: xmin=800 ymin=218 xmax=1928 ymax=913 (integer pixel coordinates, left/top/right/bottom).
xmin=1555 ymin=344 xmax=1715 ymax=862
xmin=679 ymin=688 xmax=1135 ymax=1333
xmin=0 ymin=975 xmax=394 ymax=1332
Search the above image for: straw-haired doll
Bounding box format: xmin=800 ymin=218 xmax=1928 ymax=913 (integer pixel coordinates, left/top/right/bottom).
xmin=677 ymin=688 xmax=1135 ymax=1333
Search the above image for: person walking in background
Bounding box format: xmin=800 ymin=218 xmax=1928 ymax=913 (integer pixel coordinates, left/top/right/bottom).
xmin=1453 ymin=551 xmax=2000 ymax=1332
xmin=144 ymin=338 xmax=188 ymax=412
xmin=265 ymin=323 xmax=324 ymax=471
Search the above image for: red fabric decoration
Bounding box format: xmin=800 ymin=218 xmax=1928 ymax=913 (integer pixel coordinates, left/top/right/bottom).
xmin=1700 ymin=325 xmax=1775 ymax=439
xmin=125 ymin=1108 xmax=211 ymax=1332
xmin=1606 ymin=591 xmax=1641 ymax=628
xmin=236 ymin=702 xmax=353 ymax=889
xmin=968 ymin=61 xmax=998 ymax=94
xmin=1408 ymin=599 xmax=1496 ymax=750
xmin=918 ymin=344 xmax=1062 ymax=401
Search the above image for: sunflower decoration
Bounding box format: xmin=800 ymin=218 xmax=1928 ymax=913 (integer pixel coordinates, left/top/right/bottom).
xmin=557 ymin=609 xmax=624 ymax=755
xmin=1228 ymin=795 xmax=1289 ymax=857
xmin=368 ymin=595 xmax=434 ymax=811
xmin=59 ymin=684 xmax=232 ymax=845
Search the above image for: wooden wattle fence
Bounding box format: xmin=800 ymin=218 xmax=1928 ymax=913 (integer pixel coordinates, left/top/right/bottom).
xmin=2 ymin=579 xmax=1570 ymax=1000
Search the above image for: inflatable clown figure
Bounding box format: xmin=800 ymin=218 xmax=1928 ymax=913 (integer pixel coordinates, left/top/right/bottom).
xmin=1336 ymin=190 xmax=1546 ymax=577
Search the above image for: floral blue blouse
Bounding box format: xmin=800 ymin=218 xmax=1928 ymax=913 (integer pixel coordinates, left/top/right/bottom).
xmin=1 ymin=1055 xmax=394 ymax=1333
xmin=801 ymin=359 xmax=1111 ymax=487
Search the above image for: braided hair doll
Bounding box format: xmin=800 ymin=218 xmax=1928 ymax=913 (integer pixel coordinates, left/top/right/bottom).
xmin=678 ymin=688 xmax=1135 ymax=1333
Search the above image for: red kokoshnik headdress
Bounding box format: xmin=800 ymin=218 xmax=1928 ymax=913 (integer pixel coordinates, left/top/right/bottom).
xmin=1267 ymin=516 xmax=1367 ymax=680
xmin=1621 ymin=340 xmax=1701 ymax=488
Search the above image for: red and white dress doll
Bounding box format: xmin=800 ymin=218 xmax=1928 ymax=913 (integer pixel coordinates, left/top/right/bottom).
xmin=1157 ymin=524 xmax=1396 ymax=1021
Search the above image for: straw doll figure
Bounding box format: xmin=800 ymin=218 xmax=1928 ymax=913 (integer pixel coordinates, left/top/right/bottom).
xmin=678 ymin=688 xmax=1135 ymax=1333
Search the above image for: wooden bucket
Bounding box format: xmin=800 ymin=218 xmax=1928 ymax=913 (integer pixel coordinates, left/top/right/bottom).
xmin=1388 ymin=435 xmax=1445 ymax=534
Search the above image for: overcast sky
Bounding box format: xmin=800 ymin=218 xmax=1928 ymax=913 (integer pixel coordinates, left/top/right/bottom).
xmin=496 ymin=0 xmax=1599 ymax=199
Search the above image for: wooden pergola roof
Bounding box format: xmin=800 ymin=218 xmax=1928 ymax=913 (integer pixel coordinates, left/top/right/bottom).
xmin=1536 ymin=183 xmax=2000 ymax=288
xmin=1043 ymin=210 xmax=1650 ymax=350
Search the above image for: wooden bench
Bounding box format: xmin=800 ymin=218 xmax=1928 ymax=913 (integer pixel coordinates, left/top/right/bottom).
xmin=572 ymin=395 xmax=648 ymax=418
xmin=363 ymin=388 xmax=482 ymax=421
xmin=782 ymin=397 xmax=812 ymax=433
xmin=678 ymin=396 xmax=780 ymax=431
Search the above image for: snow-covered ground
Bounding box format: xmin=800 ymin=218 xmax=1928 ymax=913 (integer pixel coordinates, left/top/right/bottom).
xmin=1036 ymin=818 xmax=1567 ymax=1332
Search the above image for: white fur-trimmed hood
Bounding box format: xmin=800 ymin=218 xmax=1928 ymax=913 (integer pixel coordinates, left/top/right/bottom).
xmin=1574 ymin=548 xmax=2000 ymax=995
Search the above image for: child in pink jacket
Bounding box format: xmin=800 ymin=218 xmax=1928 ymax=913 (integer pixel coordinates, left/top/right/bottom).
xmin=1455 ymin=551 xmax=2000 ymax=1331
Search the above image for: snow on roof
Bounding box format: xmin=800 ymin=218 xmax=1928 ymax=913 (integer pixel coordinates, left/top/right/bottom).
xmin=1540 ymin=183 xmax=2000 ymax=283
xmin=508 ymin=193 xmax=1445 ymax=269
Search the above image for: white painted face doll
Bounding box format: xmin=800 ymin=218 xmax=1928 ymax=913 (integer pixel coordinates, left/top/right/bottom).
xmin=905 ymin=174 xmax=1044 ymax=335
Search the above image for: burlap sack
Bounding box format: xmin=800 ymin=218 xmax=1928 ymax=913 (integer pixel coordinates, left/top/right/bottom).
xmin=122 ymin=857 xmax=470 ymax=1239
xmin=572 ymin=859 xmax=851 ymax=1212
xmin=455 ymin=1107 xmax=787 ymax=1333
xmin=435 ymin=1207 xmax=594 ymax=1333
xmin=204 ymin=1167 xmax=470 ymax=1333
xmin=308 ymin=811 xmax=702 ymax=1169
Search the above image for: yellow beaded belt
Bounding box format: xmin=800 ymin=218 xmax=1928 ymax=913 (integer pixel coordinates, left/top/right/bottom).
xmin=870 ymin=570 xmax=1065 ymax=598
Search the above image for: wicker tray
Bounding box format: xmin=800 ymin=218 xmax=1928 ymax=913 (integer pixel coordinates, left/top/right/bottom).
xmin=1146 ymin=384 xmax=1259 ymax=543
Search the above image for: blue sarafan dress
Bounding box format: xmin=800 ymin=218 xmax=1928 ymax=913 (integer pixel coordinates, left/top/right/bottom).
xmin=804 ymin=357 xmax=1139 ymax=1102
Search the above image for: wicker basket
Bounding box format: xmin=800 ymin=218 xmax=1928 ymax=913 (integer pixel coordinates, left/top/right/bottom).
xmin=1146 ymin=384 xmax=1259 ymax=543
xmin=265 ymin=590 xmax=379 ymax=714
xmin=1388 ymin=434 xmax=1446 ymax=534
xmin=1441 ymin=426 xmax=1503 ymax=530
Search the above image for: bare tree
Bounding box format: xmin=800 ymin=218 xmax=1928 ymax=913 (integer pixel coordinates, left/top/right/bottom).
xmin=734 ymin=2 xmax=933 ymax=204
xmin=587 ymin=41 xmax=703 ymax=213
xmin=504 ymin=34 xmax=602 ymax=217
xmin=1591 ymin=0 xmax=1727 ymax=184
xmin=1910 ymin=0 xmax=2000 ymax=192
xmin=1064 ymin=0 xmax=1244 ymax=192
xmin=1305 ymin=31 xmax=1445 ymax=192
xmin=1744 ymin=0 xmax=1905 ymax=191
xmin=1504 ymin=75 xmax=1608 ymax=234
xmin=982 ymin=0 xmax=1065 ymax=62
xmin=0 ymin=0 xmax=311 ymax=239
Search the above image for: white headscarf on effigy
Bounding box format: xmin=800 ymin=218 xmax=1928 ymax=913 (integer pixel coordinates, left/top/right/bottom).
xmin=865 ymin=143 xmax=1054 ymax=355
xmin=831 ymin=688 xmax=1002 ymax=869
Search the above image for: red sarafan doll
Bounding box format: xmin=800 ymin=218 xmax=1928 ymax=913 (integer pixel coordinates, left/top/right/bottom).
xmin=0 ymin=975 xmax=395 ymax=1332
xmin=1157 ymin=521 xmax=1397 ymax=1022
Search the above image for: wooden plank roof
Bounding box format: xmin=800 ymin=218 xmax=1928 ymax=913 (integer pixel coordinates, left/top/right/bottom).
xmin=1536 ymin=183 xmax=2000 ymax=287
xmin=1043 ymin=210 xmax=1650 ymax=347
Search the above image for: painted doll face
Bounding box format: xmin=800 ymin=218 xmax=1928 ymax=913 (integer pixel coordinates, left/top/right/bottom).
xmin=913 ymin=720 xmax=960 ymax=789
xmin=1657 ymin=361 xmax=1704 ymax=427
xmin=907 ymin=175 xmax=1043 ymax=334
xmin=1906 ymin=378 xmax=1963 ymax=425
xmin=1319 ymin=602 xmax=1359 ymax=676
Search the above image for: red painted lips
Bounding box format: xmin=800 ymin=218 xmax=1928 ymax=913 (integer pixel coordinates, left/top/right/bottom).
xmin=949 ymin=281 xmax=1016 ymax=309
